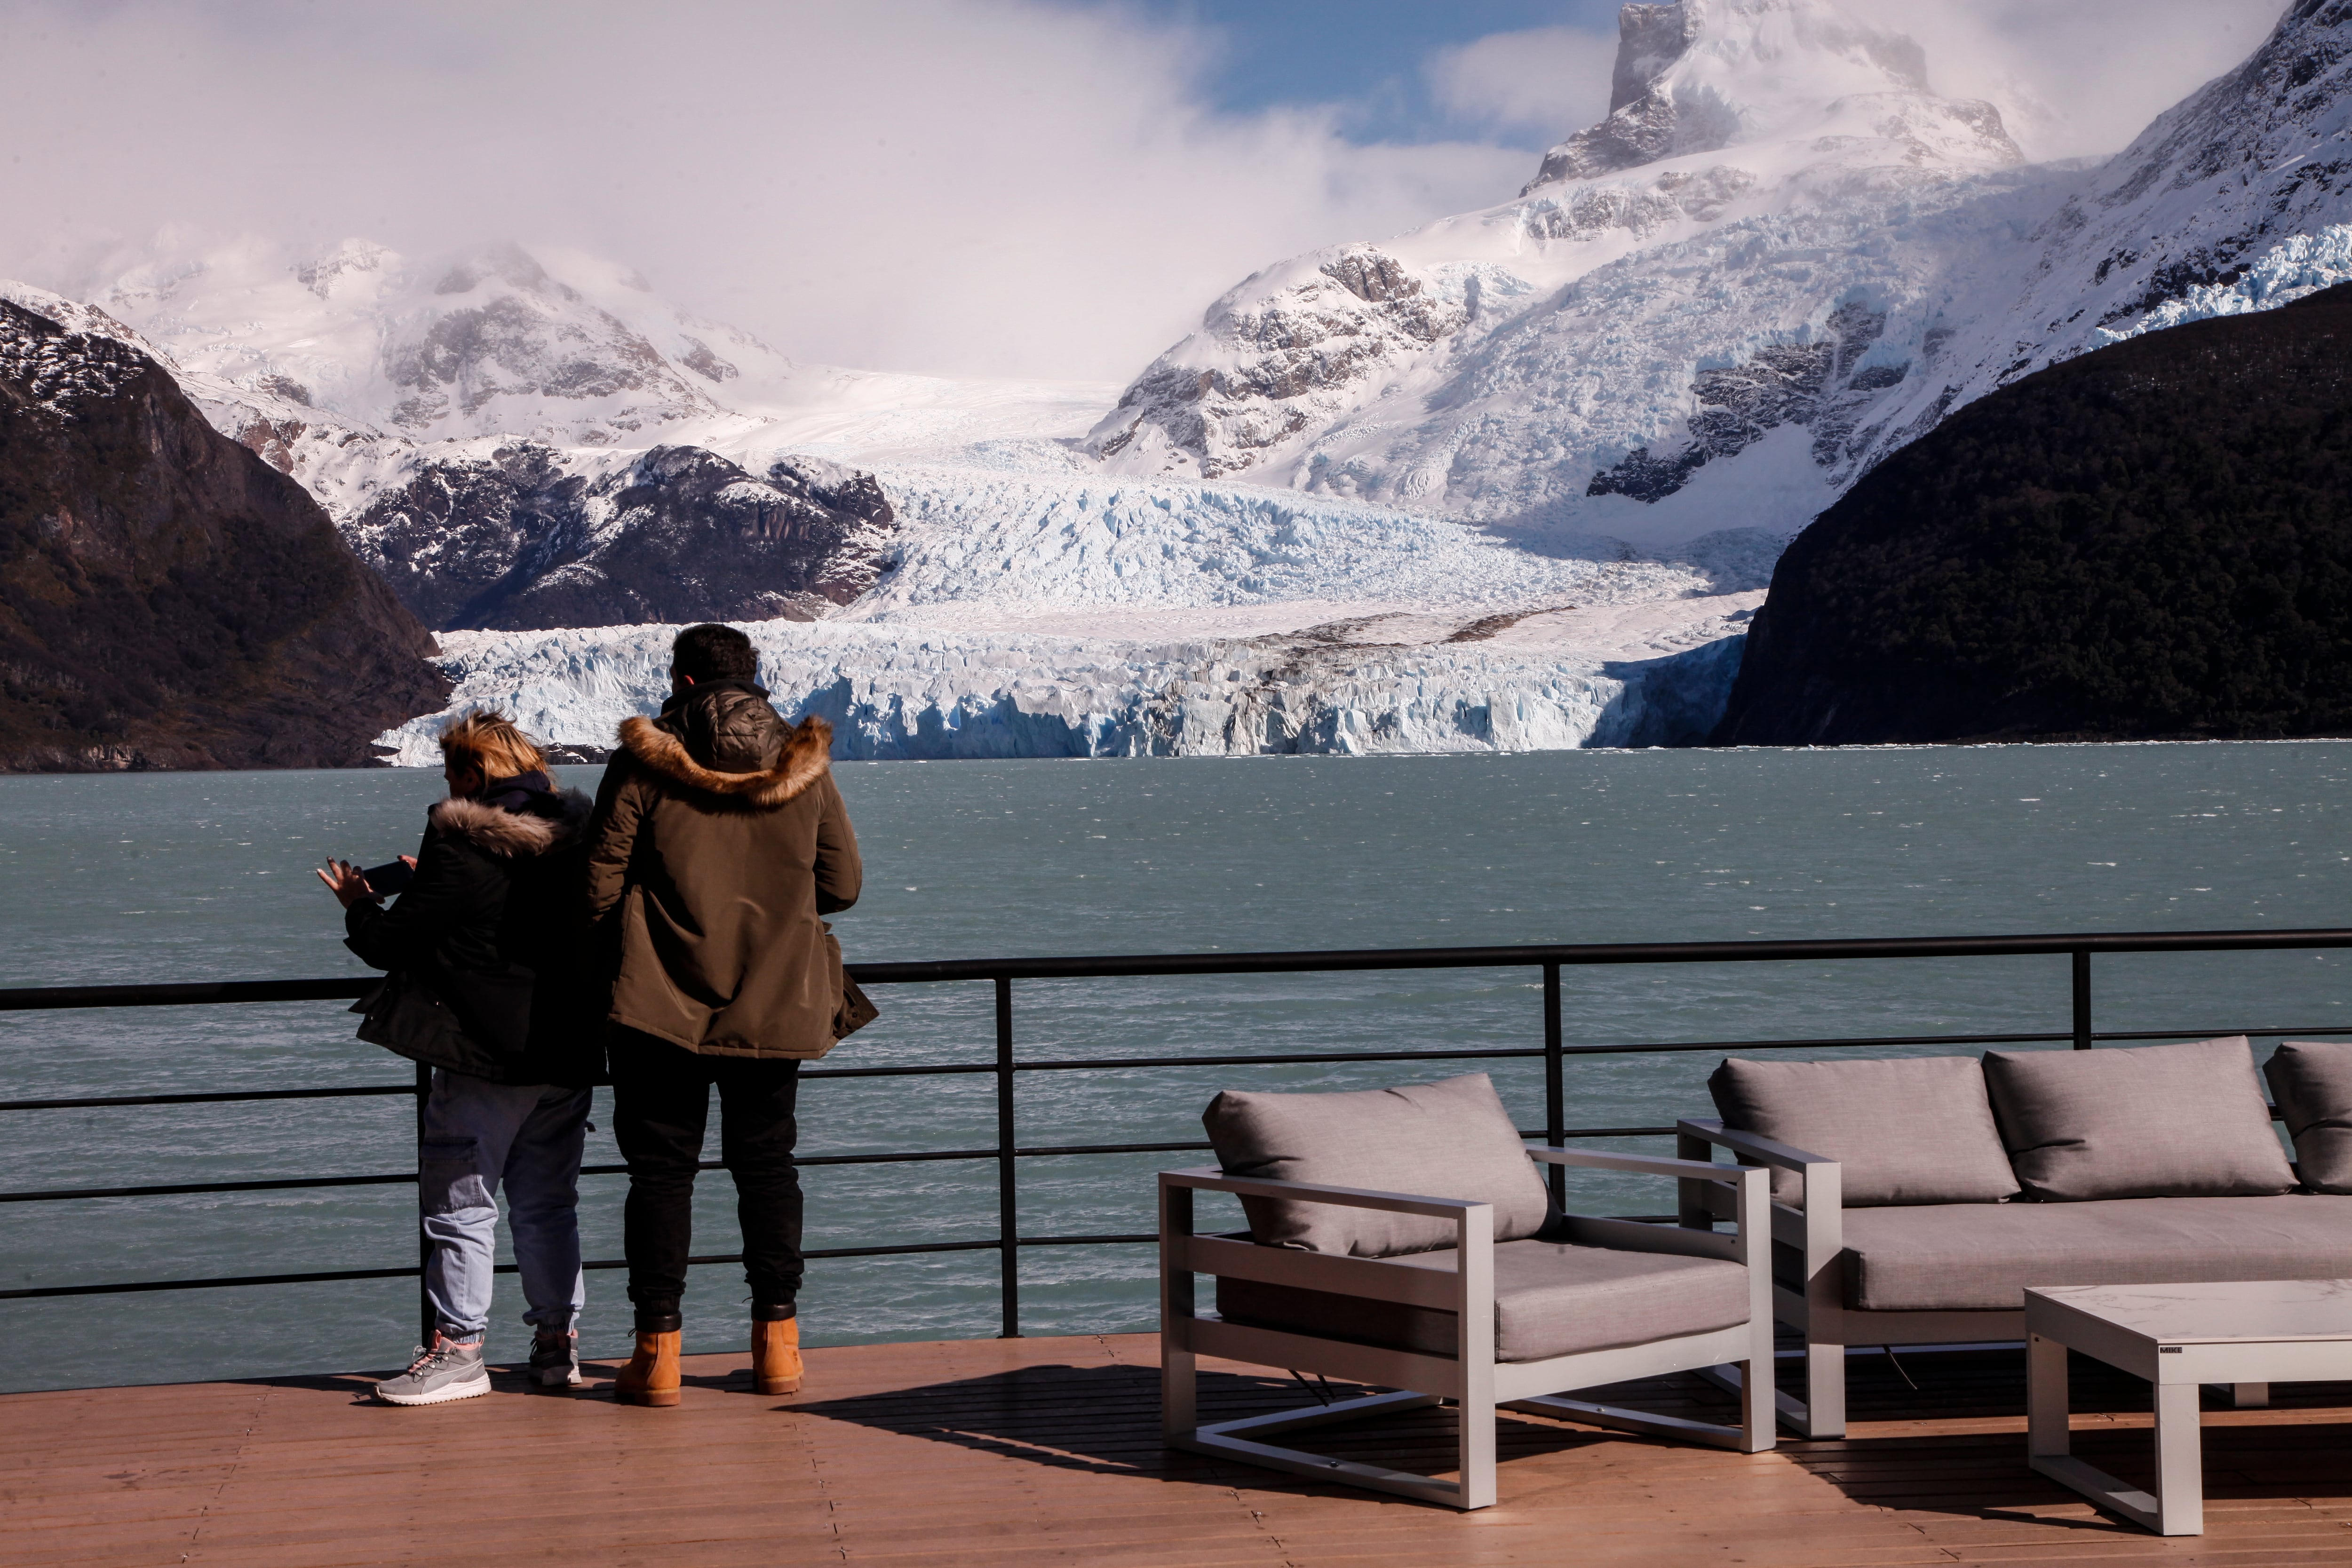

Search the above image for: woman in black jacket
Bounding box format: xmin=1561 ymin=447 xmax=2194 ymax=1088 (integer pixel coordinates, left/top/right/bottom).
xmin=317 ymin=711 xmax=598 ymax=1406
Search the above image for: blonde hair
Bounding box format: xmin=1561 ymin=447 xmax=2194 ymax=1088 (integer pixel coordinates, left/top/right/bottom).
xmin=437 ymin=709 xmax=547 ymax=785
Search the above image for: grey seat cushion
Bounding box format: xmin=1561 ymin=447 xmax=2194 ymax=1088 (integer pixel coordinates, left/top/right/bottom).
xmin=1708 ymin=1054 xmax=2019 ymax=1206
xmin=1216 ymin=1238 xmax=1751 ymax=1363
xmin=1202 ymin=1073 xmax=1550 ymax=1257
xmin=2265 ymin=1042 xmax=2352 ymax=1194
xmin=1981 ymin=1037 xmax=2295 ymax=1201
xmin=1840 ymin=1195 xmax=2352 ymax=1311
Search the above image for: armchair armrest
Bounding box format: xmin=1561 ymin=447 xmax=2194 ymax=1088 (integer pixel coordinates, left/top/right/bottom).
xmin=1159 ymin=1165 xmax=1493 ymax=1222
xmin=1528 ymin=1144 xmax=1740 ymax=1182
xmin=1527 ymin=1145 xmax=1769 ymax=1272
xmin=1157 ymin=1167 xmax=1495 ymax=1324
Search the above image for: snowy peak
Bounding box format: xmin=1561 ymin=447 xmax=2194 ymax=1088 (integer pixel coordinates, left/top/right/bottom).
xmin=83 ymin=234 xmax=790 ymax=449
xmin=1089 ymin=0 xmax=2025 ymax=489
xmin=1527 ymin=0 xmax=1994 ymax=191
xmin=378 ymin=241 xmax=725 ymax=442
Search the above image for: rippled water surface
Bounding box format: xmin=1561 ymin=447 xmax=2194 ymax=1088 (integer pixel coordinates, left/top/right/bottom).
xmin=4 ymin=743 xmax=2349 ymax=1391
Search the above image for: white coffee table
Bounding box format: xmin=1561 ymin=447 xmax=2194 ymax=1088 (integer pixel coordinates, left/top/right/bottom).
xmin=2024 ymin=1280 xmax=2352 ymax=1536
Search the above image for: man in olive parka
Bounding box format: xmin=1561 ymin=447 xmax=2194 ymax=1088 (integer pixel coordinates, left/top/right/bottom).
xmin=584 ymin=622 xmax=862 ymax=1406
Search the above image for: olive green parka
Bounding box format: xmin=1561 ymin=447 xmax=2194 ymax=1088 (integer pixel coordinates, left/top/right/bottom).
xmin=584 ymin=682 xmax=863 ymax=1058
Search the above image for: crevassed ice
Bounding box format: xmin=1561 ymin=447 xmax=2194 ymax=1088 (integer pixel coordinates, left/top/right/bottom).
xmin=379 ymin=622 xmax=1748 ymax=764
xmin=2095 ymin=225 xmax=2352 ymax=349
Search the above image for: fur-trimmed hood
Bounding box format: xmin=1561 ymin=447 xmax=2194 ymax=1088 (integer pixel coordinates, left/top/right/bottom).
xmin=618 ymin=713 xmax=833 ymax=808
xmin=427 ymin=787 xmax=593 ymax=858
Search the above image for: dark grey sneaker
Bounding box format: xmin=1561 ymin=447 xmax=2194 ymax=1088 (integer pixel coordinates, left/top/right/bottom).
xmin=374 ymin=1337 xmax=490 ymax=1406
xmin=529 ymin=1330 xmax=582 ymax=1389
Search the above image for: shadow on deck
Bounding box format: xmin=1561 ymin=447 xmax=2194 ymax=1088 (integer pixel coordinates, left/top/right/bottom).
xmin=12 ymin=1334 xmax=2352 ymax=1566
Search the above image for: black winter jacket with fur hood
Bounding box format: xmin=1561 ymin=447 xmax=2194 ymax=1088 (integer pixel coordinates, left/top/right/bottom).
xmin=346 ymin=784 xmax=599 ymax=1085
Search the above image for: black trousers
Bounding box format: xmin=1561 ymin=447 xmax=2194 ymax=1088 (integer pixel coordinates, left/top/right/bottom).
xmin=609 ymin=1028 xmax=803 ymax=1332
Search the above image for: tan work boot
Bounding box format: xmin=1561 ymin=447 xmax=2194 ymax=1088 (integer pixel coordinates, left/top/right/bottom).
xmin=614 ymin=1329 xmax=682 ymax=1407
xmin=753 ymin=1316 xmax=803 ymax=1396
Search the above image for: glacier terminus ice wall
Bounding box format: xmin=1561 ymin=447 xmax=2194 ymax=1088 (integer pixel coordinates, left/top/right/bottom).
xmin=380 ymin=619 xmax=1750 ymax=765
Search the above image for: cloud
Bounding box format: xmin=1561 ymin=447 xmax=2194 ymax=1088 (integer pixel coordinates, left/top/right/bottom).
xmin=0 ymin=0 xmax=2309 ymax=387
xmin=1843 ymin=0 xmax=2291 ymax=161
xmin=0 ymin=0 xmax=1526 ymax=382
xmin=1426 ymin=25 xmax=1620 ymax=141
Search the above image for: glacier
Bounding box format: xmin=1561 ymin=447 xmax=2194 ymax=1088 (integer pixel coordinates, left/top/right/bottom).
xmin=2093 ymin=223 xmax=2352 ymax=348
xmin=381 ymin=612 xmax=1755 ymax=765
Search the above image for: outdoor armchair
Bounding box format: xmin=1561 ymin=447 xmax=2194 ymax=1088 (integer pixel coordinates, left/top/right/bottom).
xmin=1158 ymin=1143 xmax=1774 ymax=1510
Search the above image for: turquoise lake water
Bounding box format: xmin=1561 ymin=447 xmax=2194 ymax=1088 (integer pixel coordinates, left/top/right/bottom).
xmin=2 ymin=742 xmax=2348 ymax=1392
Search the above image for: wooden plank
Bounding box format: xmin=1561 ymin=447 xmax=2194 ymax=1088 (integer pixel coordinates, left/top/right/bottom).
xmin=8 ymin=1338 xmax=2352 ymax=1567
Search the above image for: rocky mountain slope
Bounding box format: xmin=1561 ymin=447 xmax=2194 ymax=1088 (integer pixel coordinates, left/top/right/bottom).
xmin=81 ymin=239 xmax=898 ymax=631
xmin=1089 ymin=0 xmax=2352 ymax=551
xmin=0 ymin=287 xmax=447 ymax=770
xmin=344 ymin=441 xmax=895 ymax=630
xmin=1712 ymin=281 xmax=2352 ymax=744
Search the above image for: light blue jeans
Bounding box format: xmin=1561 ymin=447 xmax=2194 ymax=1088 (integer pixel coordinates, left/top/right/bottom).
xmin=418 ymin=1069 xmax=590 ymax=1344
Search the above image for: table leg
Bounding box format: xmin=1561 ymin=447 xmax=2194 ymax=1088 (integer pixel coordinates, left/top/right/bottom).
xmin=2027 ymin=1333 xmax=2069 ymax=1458
xmin=2027 ymin=1331 xmax=2198 ymax=1537
xmin=2153 ymin=1382 xmax=2204 ymax=1536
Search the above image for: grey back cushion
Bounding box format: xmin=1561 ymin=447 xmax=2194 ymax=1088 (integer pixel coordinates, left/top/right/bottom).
xmin=1201 ymin=1073 xmax=1551 ymax=1257
xmin=2265 ymin=1042 xmax=2352 ymax=1194
xmin=1982 ymin=1036 xmax=2295 ymax=1201
xmin=1706 ymin=1055 xmax=2019 ymax=1206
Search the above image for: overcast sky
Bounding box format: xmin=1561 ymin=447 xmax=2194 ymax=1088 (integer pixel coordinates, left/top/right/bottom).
xmin=0 ymin=0 xmax=2293 ymax=383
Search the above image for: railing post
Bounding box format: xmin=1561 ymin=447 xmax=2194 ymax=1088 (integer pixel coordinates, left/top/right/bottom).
xmin=1543 ymin=962 xmax=1565 ymax=1209
xmin=2072 ymin=951 xmax=2093 ymax=1051
xmin=995 ymin=975 xmax=1020 ymax=1338
xmin=413 ymin=1059 xmax=433 ymax=1345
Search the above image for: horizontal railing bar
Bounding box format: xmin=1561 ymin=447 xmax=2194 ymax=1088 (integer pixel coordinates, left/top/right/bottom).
xmin=0 ymin=1172 xmax=418 ymax=1203
xmin=8 ymin=928 xmax=2352 ymax=1015
xmin=0 ymin=1235 xmax=1156 ymax=1298
xmin=1 ymin=1128 xmax=1703 ymax=1206
xmin=838 ymin=928 xmax=2352 ymax=983
xmin=0 ymin=979 xmax=374 ymax=1011
xmin=0 ymin=1214 xmax=1726 ymax=1297
xmin=1005 ymin=1046 xmax=1541 ymax=1072
xmin=0 ymin=1084 xmax=417 ymax=1113
xmin=18 ymin=1025 xmax=2352 ymax=1114
xmin=0 ymin=1266 xmax=423 ymax=1300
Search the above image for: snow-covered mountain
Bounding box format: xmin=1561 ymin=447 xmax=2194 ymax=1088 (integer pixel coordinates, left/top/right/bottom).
xmin=71 ymin=235 xmax=906 ymax=633
xmin=1088 ymin=0 xmax=2352 ymax=549
xmin=95 ymin=235 xmax=780 ymax=452
xmin=29 ymin=0 xmax=2345 ymax=764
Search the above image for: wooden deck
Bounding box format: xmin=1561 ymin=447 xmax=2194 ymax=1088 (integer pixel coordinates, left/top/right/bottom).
xmin=11 ymin=1334 xmax=2352 ymax=1566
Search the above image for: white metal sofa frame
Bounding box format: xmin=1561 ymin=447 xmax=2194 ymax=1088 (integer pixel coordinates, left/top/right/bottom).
xmin=1676 ymin=1118 xmax=1878 ymax=1440
xmin=1159 ymin=1145 xmax=1774 ymax=1511
xmin=1678 ymin=1116 xmax=2080 ymax=1441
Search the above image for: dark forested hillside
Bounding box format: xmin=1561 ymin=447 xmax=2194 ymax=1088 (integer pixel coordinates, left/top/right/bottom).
xmin=0 ymin=295 xmax=449 ymax=770
xmin=1713 ymin=281 xmax=2352 ymax=745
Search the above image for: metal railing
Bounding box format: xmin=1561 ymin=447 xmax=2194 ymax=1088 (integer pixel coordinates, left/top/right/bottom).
xmin=5 ymin=926 xmax=2351 ymax=1340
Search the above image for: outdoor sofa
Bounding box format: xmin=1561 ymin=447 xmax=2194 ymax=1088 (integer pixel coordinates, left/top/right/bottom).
xmin=1677 ymin=1035 xmax=2352 ymax=1437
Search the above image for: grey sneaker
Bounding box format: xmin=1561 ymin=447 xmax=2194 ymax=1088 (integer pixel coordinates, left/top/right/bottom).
xmin=529 ymin=1330 xmax=582 ymax=1389
xmin=374 ymin=1337 xmax=491 ymax=1406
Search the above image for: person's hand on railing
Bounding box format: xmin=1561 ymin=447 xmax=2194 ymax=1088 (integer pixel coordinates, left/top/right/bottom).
xmin=315 ymin=859 xmax=384 ymax=910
